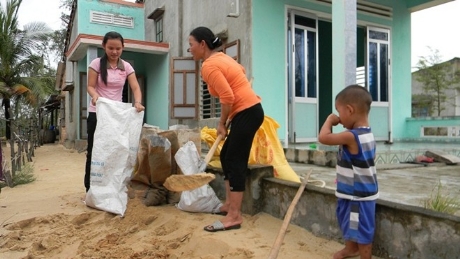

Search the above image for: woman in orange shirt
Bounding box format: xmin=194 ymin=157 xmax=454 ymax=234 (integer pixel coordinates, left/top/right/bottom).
xmin=188 ymin=27 xmax=264 ymax=232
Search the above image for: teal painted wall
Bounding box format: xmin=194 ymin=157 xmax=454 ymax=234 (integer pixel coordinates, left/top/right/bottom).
xmin=252 ymin=0 xmax=334 ymax=142
xmin=77 ymin=0 xmax=144 ymax=40
xmin=144 ymin=54 xmax=170 ymax=129
xmin=403 ymin=0 xmax=443 ymax=9
xmin=78 ymin=55 xmax=87 ymax=73
xmin=391 ymin=2 xmax=412 ymax=140
xmin=252 ymin=0 xmax=413 ymax=141
xmin=404 ymin=117 xmax=460 ymax=139
xmin=92 ymin=49 xmax=169 ymax=129
xmin=369 ymin=106 xmax=389 ymax=138
xmin=252 ymin=0 xmax=287 ymax=142
xmin=120 ymin=51 xmax=147 ymax=75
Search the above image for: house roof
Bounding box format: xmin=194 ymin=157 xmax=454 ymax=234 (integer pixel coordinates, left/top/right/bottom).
xmin=408 ymin=0 xmax=455 ymax=12
xmin=412 ymin=57 xmax=460 ymax=74
xmin=66 ymin=34 xmax=169 ymax=61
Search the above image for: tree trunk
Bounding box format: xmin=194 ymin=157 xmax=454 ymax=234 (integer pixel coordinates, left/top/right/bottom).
xmin=3 ymin=98 xmax=11 ymax=140
xmin=437 ymin=91 xmax=441 ymax=117
xmin=6 ymin=105 xmax=16 ymax=177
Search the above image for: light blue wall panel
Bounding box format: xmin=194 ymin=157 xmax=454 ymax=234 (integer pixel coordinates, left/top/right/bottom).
xmin=143 ymin=54 xmax=169 ymax=129
xmin=294 ymin=103 xmax=317 ymax=139
xmin=369 ymin=106 xmax=389 ymax=140
xmin=77 ymin=0 xmax=144 ymax=40
xmin=252 ymin=0 xmax=287 ymax=142
xmin=252 ymin=0 xmax=413 ymax=142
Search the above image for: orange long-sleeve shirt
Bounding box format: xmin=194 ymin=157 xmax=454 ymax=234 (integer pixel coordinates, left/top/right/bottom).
xmin=201 ymin=52 xmax=261 ymax=120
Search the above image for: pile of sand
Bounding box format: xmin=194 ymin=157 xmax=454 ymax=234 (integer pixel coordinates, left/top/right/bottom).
xmin=0 ymin=144 xmax=344 ymax=259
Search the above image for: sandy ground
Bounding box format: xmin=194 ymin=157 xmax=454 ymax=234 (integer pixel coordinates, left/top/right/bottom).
xmin=0 ymin=144 xmax=350 ymax=259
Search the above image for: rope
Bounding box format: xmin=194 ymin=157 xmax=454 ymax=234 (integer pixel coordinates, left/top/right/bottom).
xmin=299 ymin=176 xmax=327 ymax=188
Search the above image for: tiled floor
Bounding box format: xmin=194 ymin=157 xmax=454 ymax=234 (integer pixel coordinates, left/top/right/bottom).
xmin=289 ymin=162 xmax=460 ymax=215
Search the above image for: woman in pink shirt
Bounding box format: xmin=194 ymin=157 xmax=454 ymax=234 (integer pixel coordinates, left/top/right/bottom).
xmin=85 ymin=31 xmax=145 ymax=192
xmin=188 ymin=27 xmax=264 ymax=232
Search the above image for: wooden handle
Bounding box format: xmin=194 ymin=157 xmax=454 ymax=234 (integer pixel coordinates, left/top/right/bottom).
xmin=203 ymin=120 xmax=230 ymax=164
xmin=267 ymin=170 xmax=312 ymax=259
xmin=204 ymin=134 xmax=223 ymax=164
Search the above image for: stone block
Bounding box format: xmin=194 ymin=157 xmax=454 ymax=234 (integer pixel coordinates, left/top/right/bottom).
xmin=426 ymin=150 xmax=460 ymax=165
xmin=284 ymin=148 xmax=295 ymax=162
xmin=207 ymin=164 xmax=274 ymax=216
xmin=311 ymin=150 xmax=327 ymax=166
xmin=297 ymin=149 xmax=309 ymax=163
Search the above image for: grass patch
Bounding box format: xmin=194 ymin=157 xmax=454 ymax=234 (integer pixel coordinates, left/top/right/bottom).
xmin=1 ymin=163 xmax=35 ymax=192
xmin=423 ymin=180 xmax=459 ymax=215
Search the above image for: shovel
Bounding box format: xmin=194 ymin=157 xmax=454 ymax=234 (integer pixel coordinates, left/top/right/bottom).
xmin=163 ymin=122 xmax=228 ymax=192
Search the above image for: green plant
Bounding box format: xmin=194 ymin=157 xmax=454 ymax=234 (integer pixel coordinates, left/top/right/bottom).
xmin=423 ymin=180 xmax=459 ymax=214
xmin=12 ymin=163 xmax=35 ymax=186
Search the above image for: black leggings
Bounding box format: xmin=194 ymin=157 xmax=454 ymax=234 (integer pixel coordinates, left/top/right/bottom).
xmin=85 ymin=112 xmax=97 ymax=192
xmin=220 ymin=103 xmax=264 ymax=192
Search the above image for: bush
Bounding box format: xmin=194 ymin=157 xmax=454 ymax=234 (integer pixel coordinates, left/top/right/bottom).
xmin=423 ymin=180 xmax=459 ymax=215
xmin=12 ymin=163 xmax=35 ymax=186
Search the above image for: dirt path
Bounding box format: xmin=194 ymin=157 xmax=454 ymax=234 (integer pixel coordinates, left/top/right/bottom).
xmin=0 ymin=144 xmax=351 ymax=259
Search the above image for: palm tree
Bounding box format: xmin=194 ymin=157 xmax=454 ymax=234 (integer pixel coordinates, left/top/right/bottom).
xmin=0 ymin=0 xmax=55 ymax=139
xmin=0 ymin=0 xmax=58 ymax=177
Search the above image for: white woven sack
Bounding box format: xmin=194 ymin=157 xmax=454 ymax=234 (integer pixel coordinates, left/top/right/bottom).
xmin=85 ymin=97 xmax=144 ymax=216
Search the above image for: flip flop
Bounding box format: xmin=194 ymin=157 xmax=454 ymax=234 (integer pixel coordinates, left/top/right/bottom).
xmin=204 ymin=220 xmax=241 ymax=232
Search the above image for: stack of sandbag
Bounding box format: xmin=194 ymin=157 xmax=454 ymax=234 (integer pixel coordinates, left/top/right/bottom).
xmin=129 ymin=124 xmax=201 ymax=206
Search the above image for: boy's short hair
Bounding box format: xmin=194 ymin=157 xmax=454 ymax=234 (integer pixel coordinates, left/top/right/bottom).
xmin=335 ymin=84 xmax=372 ymax=114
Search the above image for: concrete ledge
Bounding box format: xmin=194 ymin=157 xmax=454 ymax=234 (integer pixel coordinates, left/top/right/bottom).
xmin=284 ymin=148 xmax=337 ymax=167
xmin=260 ymin=177 xmax=460 ymax=259
xmin=207 ymin=164 xmax=274 ymax=216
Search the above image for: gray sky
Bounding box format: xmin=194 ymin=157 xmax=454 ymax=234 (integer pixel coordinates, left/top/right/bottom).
xmin=411 ymin=0 xmax=460 ymax=68
xmin=15 ymin=0 xmax=63 ymax=30
xmin=1 ymin=0 xmax=459 ymax=68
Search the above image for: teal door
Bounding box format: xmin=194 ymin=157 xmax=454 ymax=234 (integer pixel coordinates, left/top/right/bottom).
xmin=288 ymin=11 xmax=318 ymax=143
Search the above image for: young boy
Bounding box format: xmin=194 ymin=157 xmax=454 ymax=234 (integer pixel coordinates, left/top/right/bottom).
xmin=318 ymin=85 xmax=378 ymax=259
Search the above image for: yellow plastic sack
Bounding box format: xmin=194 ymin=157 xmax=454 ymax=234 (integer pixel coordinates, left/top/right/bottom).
xmin=201 ymin=116 xmax=300 ymax=183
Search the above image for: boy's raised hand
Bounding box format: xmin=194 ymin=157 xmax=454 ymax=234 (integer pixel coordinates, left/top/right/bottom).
xmin=326 ymin=113 xmax=341 ymax=126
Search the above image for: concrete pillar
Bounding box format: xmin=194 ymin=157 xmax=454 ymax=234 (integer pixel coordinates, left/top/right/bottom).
xmin=332 ymin=0 xmax=357 ymax=100
xmin=78 ymin=46 xmax=98 ymax=139
xmin=86 ymin=46 xmax=98 ymax=116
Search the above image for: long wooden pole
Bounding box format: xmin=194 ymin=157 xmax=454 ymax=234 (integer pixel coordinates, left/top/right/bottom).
xmin=267 ymin=170 xmax=312 ymax=259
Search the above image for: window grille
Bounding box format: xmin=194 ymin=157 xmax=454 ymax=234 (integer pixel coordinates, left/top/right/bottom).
xmin=90 ymin=11 xmax=134 ymax=28
xmin=155 ymin=16 xmax=163 ymax=42
xmin=171 ymin=58 xmax=198 ymax=119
